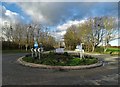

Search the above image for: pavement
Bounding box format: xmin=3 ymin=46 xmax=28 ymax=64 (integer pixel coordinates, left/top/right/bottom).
xmin=2 ymin=52 xmax=119 ymax=85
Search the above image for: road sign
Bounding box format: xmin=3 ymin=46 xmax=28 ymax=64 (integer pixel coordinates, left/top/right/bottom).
xmin=31 ymin=48 xmax=33 ymax=52
xmin=38 ymin=47 xmax=43 ymax=52
xmin=34 ymin=41 xmax=38 ymax=48
xmin=55 ymin=48 xmax=64 ymax=53
xmin=76 ymin=45 xmax=82 ymax=51
xmin=34 ymin=48 xmax=37 ymax=52
xmin=31 ymin=48 xmax=34 ymax=57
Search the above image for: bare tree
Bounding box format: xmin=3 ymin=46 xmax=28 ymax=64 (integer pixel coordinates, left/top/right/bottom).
xmin=103 ymin=17 xmax=117 ymax=52
xmin=64 ymin=16 xmax=117 ymax=52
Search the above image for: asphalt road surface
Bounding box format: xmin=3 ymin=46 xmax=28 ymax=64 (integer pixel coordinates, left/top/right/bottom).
xmin=2 ymin=53 xmax=119 ymax=85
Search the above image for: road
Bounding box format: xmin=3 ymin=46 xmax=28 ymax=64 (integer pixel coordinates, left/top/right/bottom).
xmin=2 ymin=53 xmax=119 ymax=85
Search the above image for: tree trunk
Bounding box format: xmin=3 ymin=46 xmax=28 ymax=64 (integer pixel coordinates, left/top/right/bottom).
xmin=104 ymin=40 xmax=108 ymax=53
xmin=26 ymin=44 xmax=28 ymax=51
xmin=104 ymin=48 xmax=107 ymax=52
xmin=19 ymin=43 xmax=20 ymax=49
xmin=92 ymin=46 xmax=95 ymax=52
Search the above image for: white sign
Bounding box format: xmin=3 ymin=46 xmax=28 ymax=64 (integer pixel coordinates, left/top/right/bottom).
xmin=77 ymin=45 xmax=82 ymax=50
xmin=31 ymin=48 xmax=34 ymax=52
xmin=75 ymin=49 xmax=80 ymax=52
xmin=34 ymin=48 xmax=37 ymax=52
xmin=38 ymin=48 xmax=43 ymax=52
xmin=38 ymin=48 xmax=40 ymax=52
xmin=55 ymin=48 xmax=64 ymax=53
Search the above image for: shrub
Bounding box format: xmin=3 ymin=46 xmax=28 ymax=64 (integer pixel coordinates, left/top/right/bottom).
xmin=23 ymin=53 xmax=98 ymax=66
xmin=64 ymin=52 xmax=69 ymax=56
xmin=49 ymin=51 xmax=55 ymax=56
xmin=43 ymin=45 xmax=54 ymax=51
xmin=84 ymin=58 xmax=98 ymax=65
xmin=95 ymin=46 xmax=104 ymax=53
xmin=42 ymin=58 xmax=55 ymax=65
xmin=67 ymin=58 xmax=81 ymax=66
xmin=34 ymin=59 xmax=41 ymax=64
xmin=22 ymin=57 xmax=34 ymax=63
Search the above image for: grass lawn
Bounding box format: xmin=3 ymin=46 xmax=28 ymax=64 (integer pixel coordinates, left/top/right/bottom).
xmin=105 ymin=47 xmax=120 ymax=55
xmin=106 ymin=47 xmax=120 ymax=52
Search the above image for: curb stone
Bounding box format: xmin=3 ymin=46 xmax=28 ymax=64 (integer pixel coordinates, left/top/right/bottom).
xmin=17 ymin=56 xmax=103 ymax=70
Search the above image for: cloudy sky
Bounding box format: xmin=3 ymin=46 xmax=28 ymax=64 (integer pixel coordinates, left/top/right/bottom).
xmin=0 ymin=1 xmax=119 ymax=45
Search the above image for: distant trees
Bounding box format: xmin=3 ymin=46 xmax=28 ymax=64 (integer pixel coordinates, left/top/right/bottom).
xmin=64 ymin=16 xmax=117 ymax=52
xmin=2 ymin=22 xmax=56 ymax=51
xmin=2 ymin=16 xmax=117 ymax=52
xmin=64 ymin=25 xmax=79 ymax=50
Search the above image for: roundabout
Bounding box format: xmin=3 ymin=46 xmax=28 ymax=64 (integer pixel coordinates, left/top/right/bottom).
xmin=17 ymin=52 xmax=103 ymax=70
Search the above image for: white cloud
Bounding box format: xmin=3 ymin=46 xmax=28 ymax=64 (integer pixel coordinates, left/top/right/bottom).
xmin=5 ymin=10 xmax=18 ymax=16
xmin=57 ymin=20 xmax=85 ymax=31
xmin=0 ymin=5 xmax=25 ymax=40
xmin=16 ymin=2 xmax=47 ymax=24
xmin=15 ymin=2 xmax=117 ymax=26
xmin=18 ymin=3 xmax=88 ymax=25
xmin=0 ymin=18 xmax=2 ymax=37
xmin=109 ymin=39 xmax=119 ymax=46
xmin=1 ymin=0 xmax=119 ymax=2
xmin=16 ymin=2 xmax=95 ymax=25
xmin=52 ymin=19 xmax=86 ymax=40
xmin=0 ymin=18 xmax=2 ymax=26
xmin=1 ymin=6 xmax=24 ymax=26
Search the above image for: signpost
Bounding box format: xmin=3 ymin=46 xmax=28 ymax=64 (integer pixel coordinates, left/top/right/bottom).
xmin=34 ymin=48 xmax=37 ymax=58
xmin=31 ymin=48 xmax=34 ymax=57
xmin=38 ymin=46 xmax=43 ymax=60
xmin=38 ymin=48 xmax=41 ymax=60
xmin=34 ymin=41 xmax=38 ymax=58
xmin=30 ymin=25 xmax=44 ymax=60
